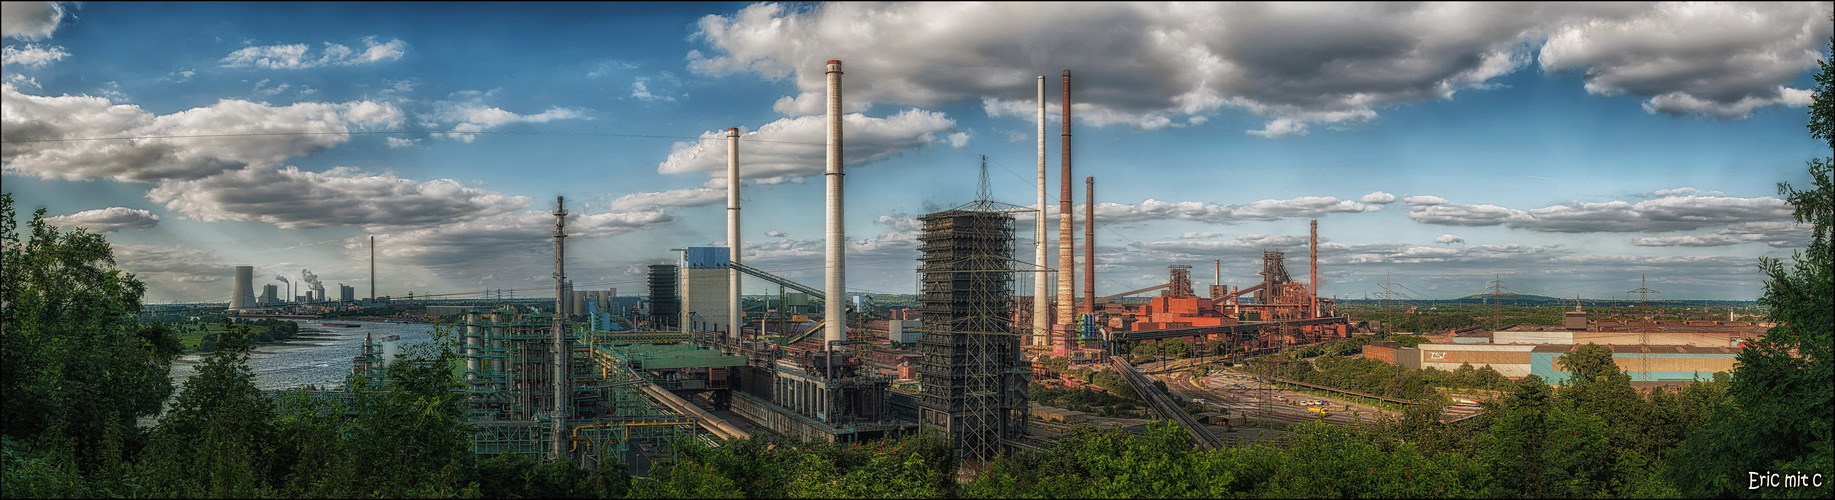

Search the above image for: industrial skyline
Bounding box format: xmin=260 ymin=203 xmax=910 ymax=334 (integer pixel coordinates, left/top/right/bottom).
xmin=3 ymin=2 xmax=1829 ymax=303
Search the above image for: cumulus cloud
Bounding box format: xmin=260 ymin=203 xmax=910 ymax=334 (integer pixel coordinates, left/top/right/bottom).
xmin=1634 ymin=221 xmax=1811 ymax=248
xmin=429 ymin=91 xmax=589 ymax=142
xmin=1406 ymin=194 xmax=1792 ymax=233
xmin=221 ymin=36 xmax=407 ymax=69
xmin=147 ymin=166 xmax=530 ymax=232
xmin=657 ymin=109 xmax=961 ymax=180
xmin=358 ymin=209 xmax=676 ymax=279
xmin=1632 ymin=234 xmax=1740 ymax=247
xmin=2 ymin=43 xmax=67 ymax=66
xmin=609 ymin=187 xmax=726 ymax=211
xmin=1 ymin=2 xmax=63 ymax=41
xmin=1434 ymin=233 xmax=1465 ymax=245
xmin=43 ymin=207 xmax=160 ymax=232
xmin=1082 ymin=195 xmax=1379 ymax=225
xmin=2 ymin=83 xmax=403 ymax=182
xmin=1142 ymin=233 xmax=1310 ymax=255
xmin=691 ymin=3 xmax=1727 ymax=136
xmin=1360 ymin=191 xmax=1398 ymax=205
xmin=1538 ymin=2 xmax=1833 ymax=119
xmin=111 ymin=244 xmax=249 ymax=301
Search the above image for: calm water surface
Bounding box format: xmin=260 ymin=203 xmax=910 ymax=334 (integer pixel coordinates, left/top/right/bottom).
xmin=168 ymin=320 xmax=443 ymax=391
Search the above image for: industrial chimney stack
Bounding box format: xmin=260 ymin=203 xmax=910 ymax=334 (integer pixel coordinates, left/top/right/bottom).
xmin=1055 ymin=70 xmax=1075 ymax=351
xmin=550 ymin=196 xmax=568 ymax=458
xmin=1033 ymin=75 xmax=1049 ymax=347
xmin=824 ymin=60 xmax=847 ymax=350
xmin=1084 ymin=176 xmax=1095 ymax=315
xmin=728 ymin=127 xmax=742 ymax=340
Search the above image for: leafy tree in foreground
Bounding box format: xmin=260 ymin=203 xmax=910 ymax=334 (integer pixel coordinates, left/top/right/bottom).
xmin=137 ymin=324 xmax=280 ymax=498
xmin=1669 ymin=30 xmax=1834 ymax=498
xmin=0 ymin=194 xmax=183 ymax=464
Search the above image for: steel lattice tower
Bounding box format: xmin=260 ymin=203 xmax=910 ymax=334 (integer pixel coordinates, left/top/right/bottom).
xmin=915 ymin=208 xmax=1028 ymax=461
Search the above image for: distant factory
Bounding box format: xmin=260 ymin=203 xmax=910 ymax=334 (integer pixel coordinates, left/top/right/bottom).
xmin=1362 ymin=304 xmax=1764 ymax=386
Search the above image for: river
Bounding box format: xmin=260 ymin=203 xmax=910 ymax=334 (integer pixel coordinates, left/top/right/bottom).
xmin=168 ymin=320 xmax=445 ymax=391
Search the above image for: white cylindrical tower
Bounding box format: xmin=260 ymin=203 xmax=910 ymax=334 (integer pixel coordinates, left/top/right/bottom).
xmin=824 ymin=59 xmax=846 ymax=349
xmin=728 ymin=127 xmax=743 ymax=340
xmin=1033 ymin=75 xmax=1049 ymax=347
xmin=229 ymin=266 xmax=256 ymax=310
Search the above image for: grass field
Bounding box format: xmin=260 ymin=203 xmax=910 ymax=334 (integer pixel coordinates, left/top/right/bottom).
xmin=169 ymin=322 xmax=289 ymax=352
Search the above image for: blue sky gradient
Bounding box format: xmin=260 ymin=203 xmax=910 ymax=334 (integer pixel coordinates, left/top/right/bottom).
xmin=3 ymin=2 xmax=1828 ymax=303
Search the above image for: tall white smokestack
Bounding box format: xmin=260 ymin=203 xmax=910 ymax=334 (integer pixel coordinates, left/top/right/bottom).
xmin=824 ymin=60 xmax=846 ymax=349
xmin=1056 ymin=70 xmax=1075 ymax=340
xmin=230 ymin=265 xmax=255 ymax=310
xmin=1033 ymin=75 xmax=1049 ymax=347
xmin=728 ymin=127 xmax=742 ymax=340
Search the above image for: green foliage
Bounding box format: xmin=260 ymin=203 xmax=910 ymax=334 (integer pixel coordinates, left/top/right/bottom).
xmin=137 ymin=324 xmax=281 ymax=498
xmin=632 ymin=432 xmax=959 ymax=499
xmin=1669 ymin=31 xmax=1835 ymax=499
xmin=0 ymin=193 xmax=181 ymax=477
xmin=1390 ymin=334 xmax=1427 ymax=348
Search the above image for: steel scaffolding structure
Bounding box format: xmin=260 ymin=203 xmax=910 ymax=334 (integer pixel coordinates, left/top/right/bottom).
xmin=915 ymin=208 xmax=1030 ymax=461
xmin=648 ymin=265 xmax=680 ymax=331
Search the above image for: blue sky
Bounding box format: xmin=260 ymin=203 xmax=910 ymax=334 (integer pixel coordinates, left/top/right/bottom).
xmin=3 ymin=2 xmax=1828 ymax=304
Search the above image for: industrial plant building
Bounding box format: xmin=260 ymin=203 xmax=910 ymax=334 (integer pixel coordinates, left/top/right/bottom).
xmin=306 ymin=59 xmax=1348 ymax=466
xmin=1363 ymin=307 xmax=1762 ymax=386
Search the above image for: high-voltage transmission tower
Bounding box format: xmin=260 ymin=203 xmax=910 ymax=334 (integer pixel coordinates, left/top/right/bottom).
xmin=1626 ymin=274 xmax=1660 ymax=321
xmin=1374 ymin=272 xmax=1406 ymax=318
xmin=1484 ymin=274 xmax=1516 ymax=331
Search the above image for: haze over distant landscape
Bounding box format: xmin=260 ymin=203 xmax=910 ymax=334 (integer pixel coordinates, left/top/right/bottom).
xmin=3 ymin=1 xmax=1828 ymax=303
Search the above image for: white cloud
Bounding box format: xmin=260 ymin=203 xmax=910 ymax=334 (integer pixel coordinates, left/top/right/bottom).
xmin=1405 ymin=194 xmax=1793 ymax=233
xmin=1634 ymin=221 xmax=1812 ymax=249
xmin=1434 ymin=233 xmax=1465 ymax=245
xmin=1180 ymin=231 xmax=1221 ymax=239
xmin=430 ymin=91 xmax=589 ymax=142
xmin=766 ymin=230 xmax=786 ymax=238
xmin=658 ymin=109 xmax=961 ymax=180
xmin=221 ymin=36 xmax=408 ymax=69
xmin=2 ymin=83 xmax=403 ymax=182
xmin=1632 ymin=235 xmax=1740 ymax=247
xmin=385 ymin=137 xmax=419 ymax=148
xmin=1538 ymin=2 xmax=1833 ymax=119
xmin=361 ymin=209 xmax=676 ymax=279
xmin=689 ymin=3 xmax=1669 ymax=136
xmin=1651 ymin=187 xmax=1723 ymax=197
xmin=628 ymin=72 xmax=684 ymax=102
xmin=609 ymin=187 xmax=726 ymax=211
xmin=1087 ymin=194 xmax=1378 ymax=225
xmin=147 ymin=166 xmax=531 ymax=232
xmin=1 ymin=43 xmax=67 ymax=66
xmin=1403 ymin=195 xmax=1448 ymax=206
xmin=1 ymin=2 xmax=64 ymax=41
xmin=43 ymin=207 xmax=160 ymax=232
xmin=111 ymin=244 xmax=241 ymax=301
xmin=6 ymin=73 xmax=38 ymax=89
xmin=1361 ymin=191 xmax=1397 ymax=205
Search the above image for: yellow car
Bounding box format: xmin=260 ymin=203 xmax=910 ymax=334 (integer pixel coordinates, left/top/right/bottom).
xmin=1307 ymin=407 xmax=1330 ymax=416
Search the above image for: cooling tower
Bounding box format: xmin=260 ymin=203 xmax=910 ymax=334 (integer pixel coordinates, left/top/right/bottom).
xmin=229 ymin=265 xmax=256 ymax=310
